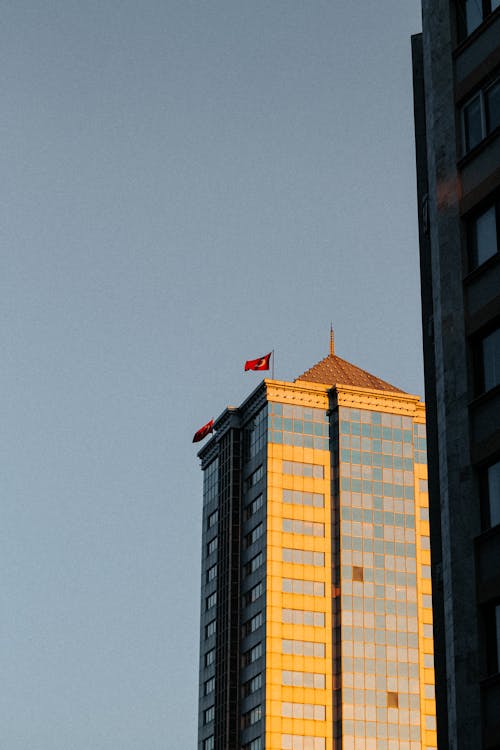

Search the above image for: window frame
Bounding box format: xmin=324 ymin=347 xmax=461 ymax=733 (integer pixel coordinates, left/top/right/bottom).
xmin=480 ymin=458 xmax=500 ymax=529
xmin=246 ymin=493 xmax=264 ymax=519
xmin=245 ymin=551 xmax=264 ymax=576
xmin=460 ymin=76 xmax=500 ymax=156
xmin=204 ymin=648 xmax=215 ymax=667
xmin=204 ymin=677 xmax=215 ymax=695
xmin=462 ymin=89 xmax=485 ymax=154
xmin=205 ymin=619 xmax=216 ymax=639
xmin=242 ymin=705 xmax=263 ymax=727
xmin=467 ymin=194 xmax=499 ymax=271
xmin=474 ymin=323 xmax=500 ymax=394
xmin=242 ymin=672 xmax=263 ymax=696
xmin=245 ymin=522 xmax=264 ymax=548
xmin=457 ymin=0 xmax=500 ymax=41
xmin=244 ymin=580 xmax=264 ymax=606
xmin=242 ymin=641 xmax=263 ymax=666
xmin=207 ymin=536 xmax=218 ymax=556
xmin=206 ymin=564 xmax=217 ymax=583
xmin=243 ymin=610 xmax=263 ymax=636
xmin=206 ymin=591 xmax=217 ymax=610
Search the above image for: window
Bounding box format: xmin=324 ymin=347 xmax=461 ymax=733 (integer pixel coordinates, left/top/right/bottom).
xmin=424 ymin=653 xmax=434 ymax=668
xmin=426 ymin=716 xmax=437 ymax=731
xmin=457 ymin=0 xmax=500 ymax=40
xmin=352 ymin=565 xmax=364 ymax=582
xmin=243 ymin=739 xmax=263 ymax=750
xmin=205 ymin=620 xmax=216 ymax=638
xmin=424 ymin=683 xmax=435 ymax=699
xmin=243 ymin=406 xmax=267 ymax=461
xmin=282 ymin=460 xmax=324 ymax=478
xmin=420 ymin=506 xmax=430 ymax=521
xmin=281 ymin=737 xmax=325 ymax=750
xmin=243 ymin=705 xmax=263 ymax=727
xmin=207 ymin=509 xmax=218 ymax=529
xmin=243 ymin=611 xmax=263 ymax=636
xmin=244 ymin=581 xmax=263 ymax=606
xmin=476 ymin=326 xmax=500 ymax=392
xmin=282 ymin=670 xmax=326 ymax=688
xmin=423 ymin=594 xmax=433 ymax=609
xmin=246 ymin=494 xmax=263 ymax=519
xmin=463 ymin=93 xmax=483 ymax=152
xmin=482 ymin=460 xmax=500 ymax=527
xmin=245 ymin=523 xmax=264 ymax=548
xmin=205 ymin=648 xmax=215 ymax=667
xmin=486 ymin=76 xmax=500 ymax=133
xmin=424 ymin=623 xmax=434 ymax=639
xmin=282 ymin=519 xmax=325 ymax=537
xmin=206 ymin=592 xmax=217 ymax=610
xmin=246 ymin=465 xmax=264 ymax=488
xmin=203 ymin=736 xmax=214 ymax=750
xmin=243 ymin=642 xmax=263 ymax=666
xmin=468 ymin=198 xmax=499 ymax=269
xmin=282 ymin=578 xmax=325 ymax=596
xmin=207 ymin=564 xmax=217 ymax=583
xmin=269 ymin=401 xmax=329 ymax=449
xmin=387 ymin=691 xmax=399 ymax=708
xmin=204 ymin=706 xmax=214 ymax=724
xmin=203 ymin=458 xmax=218 ymax=506
xmin=245 ymin=551 xmax=264 ymax=576
xmin=281 ymin=703 xmax=326 ymax=720
xmin=460 ymin=0 xmax=484 ymax=36
xmin=207 ymin=537 xmax=218 ymax=556
xmin=204 ymin=677 xmax=215 ymax=695
xmin=283 ymin=489 xmax=325 ymax=507
xmin=282 ymin=608 xmax=325 ymax=626
xmin=461 ymin=78 xmax=500 ymax=155
xmin=282 ymin=639 xmax=325 ymax=657
xmin=243 ymin=672 xmax=263 ymax=696
xmin=282 ymin=549 xmax=325 ymax=566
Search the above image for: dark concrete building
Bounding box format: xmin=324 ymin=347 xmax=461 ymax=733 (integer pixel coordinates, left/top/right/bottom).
xmin=412 ymin=2 xmax=500 ymax=748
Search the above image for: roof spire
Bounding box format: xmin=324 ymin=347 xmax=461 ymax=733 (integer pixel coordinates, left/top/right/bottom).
xmin=330 ymin=324 xmax=335 ymax=356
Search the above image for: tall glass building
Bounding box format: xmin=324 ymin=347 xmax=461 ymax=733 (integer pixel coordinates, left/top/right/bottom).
xmin=197 ymin=340 xmax=436 ymax=750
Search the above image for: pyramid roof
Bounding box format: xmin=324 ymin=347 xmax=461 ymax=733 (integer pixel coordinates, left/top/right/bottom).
xmin=295 ymin=332 xmax=404 ymax=394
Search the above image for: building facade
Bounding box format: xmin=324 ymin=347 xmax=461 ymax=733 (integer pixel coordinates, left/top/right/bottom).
xmin=197 ymin=343 xmax=436 ymax=750
xmin=412 ymin=2 xmax=500 ymax=748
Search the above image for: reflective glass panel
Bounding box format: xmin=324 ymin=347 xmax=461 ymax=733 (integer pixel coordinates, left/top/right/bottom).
xmin=470 ymin=203 xmax=497 ymax=267
xmin=486 ymin=80 xmax=500 ymax=133
xmin=487 ymin=460 xmax=500 ymax=527
xmin=465 ymin=0 xmax=483 ymax=33
xmin=481 ymin=327 xmax=500 ymax=391
xmin=463 ymin=95 xmax=483 ymax=152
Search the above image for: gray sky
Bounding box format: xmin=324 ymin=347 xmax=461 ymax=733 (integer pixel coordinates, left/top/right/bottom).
xmin=2 ymin=2 xmax=422 ymax=748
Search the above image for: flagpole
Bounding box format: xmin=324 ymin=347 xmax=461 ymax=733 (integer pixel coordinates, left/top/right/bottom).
xmin=272 ymin=349 xmax=275 ymax=379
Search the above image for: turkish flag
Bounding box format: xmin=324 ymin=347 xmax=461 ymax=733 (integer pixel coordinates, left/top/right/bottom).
xmin=192 ymin=419 xmax=214 ymax=443
xmin=244 ymin=352 xmax=271 ymax=371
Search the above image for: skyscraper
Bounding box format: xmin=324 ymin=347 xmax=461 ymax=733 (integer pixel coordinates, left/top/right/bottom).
xmin=412 ymin=2 xmax=500 ymax=747
xmin=197 ymin=338 xmax=436 ymax=750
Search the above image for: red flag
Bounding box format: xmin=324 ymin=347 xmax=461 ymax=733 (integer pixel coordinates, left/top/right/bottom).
xmin=192 ymin=419 xmax=214 ymax=443
xmin=244 ymin=352 xmax=271 ymax=372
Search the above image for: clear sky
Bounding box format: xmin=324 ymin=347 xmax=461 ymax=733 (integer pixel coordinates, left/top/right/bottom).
xmin=2 ymin=2 xmax=422 ymax=748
